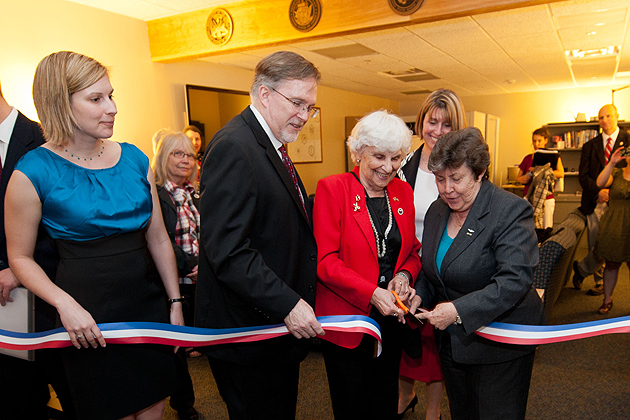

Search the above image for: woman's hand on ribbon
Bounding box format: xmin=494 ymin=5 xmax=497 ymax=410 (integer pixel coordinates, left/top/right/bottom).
xmin=57 ymin=296 xmax=105 ymax=349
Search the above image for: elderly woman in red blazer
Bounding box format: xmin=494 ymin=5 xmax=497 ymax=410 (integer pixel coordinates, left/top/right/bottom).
xmin=313 ymin=110 xmax=422 ymax=420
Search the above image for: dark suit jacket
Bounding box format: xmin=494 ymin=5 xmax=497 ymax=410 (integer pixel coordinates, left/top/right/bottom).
xmin=313 ymin=167 xmax=421 ymax=348
xmin=578 ymin=129 xmax=629 ymax=215
xmin=399 ymin=144 xmax=423 ymax=190
xmin=1 ymin=111 xmax=59 ymax=331
xmin=156 ymin=185 xmax=199 ymax=277
xmin=195 ymin=106 xmax=317 ymax=366
xmin=416 ymin=179 xmax=544 ymax=364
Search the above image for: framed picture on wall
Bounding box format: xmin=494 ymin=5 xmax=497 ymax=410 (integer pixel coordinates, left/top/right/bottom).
xmin=287 ymin=107 xmax=322 ymax=163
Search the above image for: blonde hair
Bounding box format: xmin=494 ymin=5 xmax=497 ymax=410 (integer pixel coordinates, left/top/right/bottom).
xmin=32 ymin=51 xmax=109 ymax=146
xmin=415 ymin=89 xmax=466 ymax=139
xmin=152 ymin=129 xmax=198 ymax=188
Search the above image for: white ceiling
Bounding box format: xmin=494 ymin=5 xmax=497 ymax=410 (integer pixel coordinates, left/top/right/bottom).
xmin=64 ymin=0 xmax=630 ymax=101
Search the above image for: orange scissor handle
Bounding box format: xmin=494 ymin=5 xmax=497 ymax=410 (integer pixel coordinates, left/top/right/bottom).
xmin=391 ymin=291 xmax=409 ymax=314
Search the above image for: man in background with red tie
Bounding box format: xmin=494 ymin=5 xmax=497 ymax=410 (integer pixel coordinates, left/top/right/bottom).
xmin=573 ymin=104 xmax=629 ymax=294
xmin=195 ymin=51 xmax=324 ymax=420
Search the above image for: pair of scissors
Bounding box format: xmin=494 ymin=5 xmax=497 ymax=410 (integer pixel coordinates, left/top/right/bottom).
xmin=391 ymin=291 xmax=426 ymax=327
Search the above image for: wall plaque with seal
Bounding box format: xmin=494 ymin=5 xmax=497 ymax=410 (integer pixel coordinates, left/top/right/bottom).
xmin=388 ymin=0 xmax=424 ymax=16
xmin=289 ymin=0 xmax=322 ymax=33
xmin=206 ymin=8 xmax=234 ymax=45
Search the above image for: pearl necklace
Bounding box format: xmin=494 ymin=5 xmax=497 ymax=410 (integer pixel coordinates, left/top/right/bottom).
xmin=366 ymin=189 xmax=393 ymax=258
xmin=64 ymin=139 xmax=105 ymax=161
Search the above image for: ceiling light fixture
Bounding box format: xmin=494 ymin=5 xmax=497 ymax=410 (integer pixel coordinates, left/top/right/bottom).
xmin=565 ymin=45 xmax=620 ymax=59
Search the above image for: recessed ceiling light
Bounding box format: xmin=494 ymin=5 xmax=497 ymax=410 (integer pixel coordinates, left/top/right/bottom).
xmin=587 ymin=31 xmax=597 ymax=36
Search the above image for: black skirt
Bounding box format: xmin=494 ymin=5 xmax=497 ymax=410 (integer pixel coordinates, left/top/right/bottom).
xmin=54 ymin=229 xmax=176 ymax=419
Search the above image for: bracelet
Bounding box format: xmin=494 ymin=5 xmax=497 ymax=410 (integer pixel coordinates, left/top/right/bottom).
xmin=168 ymin=297 xmax=185 ymax=305
xmin=395 ymin=271 xmax=410 ymax=283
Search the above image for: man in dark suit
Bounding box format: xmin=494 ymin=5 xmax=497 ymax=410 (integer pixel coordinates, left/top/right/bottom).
xmin=573 ymin=104 xmax=628 ymax=294
xmin=195 ymin=51 xmax=324 ymax=420
xmin=0 ymin=82 xmax=74 ymax=418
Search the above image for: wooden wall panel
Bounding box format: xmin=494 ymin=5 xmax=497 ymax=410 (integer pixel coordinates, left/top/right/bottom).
xmin=148 ymin=0 xmax=563 ymax=63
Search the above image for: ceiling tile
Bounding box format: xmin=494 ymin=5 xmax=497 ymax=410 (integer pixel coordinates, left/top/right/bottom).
xmin=559 ymin=21 xmax=626 ymax=50
xmin=472 ymin=4 xmax=554 ymax=38
xmin=571 ymin=56 xmax=617 ymax=81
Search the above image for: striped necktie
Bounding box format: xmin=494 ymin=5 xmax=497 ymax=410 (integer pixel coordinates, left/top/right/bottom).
xmin=279 ymin=145 xmax=307 ymax=216
xmin=605 ymin=137 xmax=613 ymax=164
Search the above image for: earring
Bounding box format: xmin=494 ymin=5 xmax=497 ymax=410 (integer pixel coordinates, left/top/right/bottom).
xmin=356 ymin=159 xmax=361 ymax=163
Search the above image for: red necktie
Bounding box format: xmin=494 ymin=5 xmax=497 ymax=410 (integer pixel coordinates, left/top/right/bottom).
xmin=279 ymin=145 xmax=307 ymax=216
xmin=605 ymin=137 xmax=613 ymax=164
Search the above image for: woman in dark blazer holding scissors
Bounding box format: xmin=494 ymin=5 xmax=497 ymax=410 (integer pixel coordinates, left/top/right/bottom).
xmin=409 ymin=127 xmax=544 ymax=420
xmin=313 ymin=110 xmax=422 ymax=420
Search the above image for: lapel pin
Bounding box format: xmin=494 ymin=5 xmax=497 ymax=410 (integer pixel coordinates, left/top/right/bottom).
xmin=353 ymin=202 xmax=360 ymax=212
xmin=398 ymin=208 xmax=403 ymax=215
xmin=466 ymin=228 xmax=474 ymax=236
xmin=393 ymin=197 xmax=399 ymax=201
xmin=355 ymin=194 xmax=361 ymax=202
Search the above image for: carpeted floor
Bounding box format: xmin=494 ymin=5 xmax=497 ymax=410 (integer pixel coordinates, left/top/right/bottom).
xmin=165 ymin=244 xmax=630 ymax=420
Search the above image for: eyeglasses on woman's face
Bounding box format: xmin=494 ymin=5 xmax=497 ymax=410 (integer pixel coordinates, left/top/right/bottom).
xmin=271 ymin=88 xmax=319 ymax=118
xmin=171 ymin=150 xmax=196 ymax=160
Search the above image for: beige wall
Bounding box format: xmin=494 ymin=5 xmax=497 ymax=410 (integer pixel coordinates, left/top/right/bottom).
xmin=0 ymin=0 xmax=396 ymax=195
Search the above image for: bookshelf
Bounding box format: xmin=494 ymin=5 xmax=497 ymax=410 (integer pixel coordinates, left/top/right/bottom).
xmin=544 ymin=121 xmax=630 ymax=223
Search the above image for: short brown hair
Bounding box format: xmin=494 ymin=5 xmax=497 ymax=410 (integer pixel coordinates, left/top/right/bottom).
xmin=152 ymin=129 xmax=198 ymax=188
xmin=428 ymin=127 xmax=490 ymax=180
xmin=415 ymin=89 xmax=466 ymax=137
xmin=250 ymin=51 xmax=321 ymax=98
xmin=33 ymin=51 xmax=108 ymax=146
xmin=532 ymin=127 xmax=550 ymax=139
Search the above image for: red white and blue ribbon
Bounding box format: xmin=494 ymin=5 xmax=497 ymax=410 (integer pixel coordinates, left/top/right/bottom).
xmin=4 ymin=314 xmax=629 ymax=354
xmin=0 ymin=315 xmax=382 ymax=355
xmin=476 ymin=315 xmax=630 ymax=345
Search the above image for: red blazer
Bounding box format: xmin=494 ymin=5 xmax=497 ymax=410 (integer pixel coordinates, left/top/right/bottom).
xmin=313 ymin=166 xmax=422 ymax=348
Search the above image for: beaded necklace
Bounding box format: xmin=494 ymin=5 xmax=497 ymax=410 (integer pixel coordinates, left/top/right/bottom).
xmin=366 ymin=189 xmax=393 ymax=258
xmin=64 ymin=139 xmax=105 ymax=161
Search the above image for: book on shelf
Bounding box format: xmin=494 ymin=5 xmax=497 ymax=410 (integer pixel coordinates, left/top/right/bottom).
xmin=552 ymin=129 xmax=598 ymax=149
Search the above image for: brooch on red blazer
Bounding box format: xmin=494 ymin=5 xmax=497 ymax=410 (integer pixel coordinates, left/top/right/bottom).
xmin=392 ymin=196 xmax=403 ymax=215
xmin=353 ymin=194 xmax=361 ymax=212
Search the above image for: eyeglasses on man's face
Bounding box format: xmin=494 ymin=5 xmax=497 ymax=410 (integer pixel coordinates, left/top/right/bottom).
xmin=271 ymin=88 xmax=319 ymax=119
xmin=171 ymin=150 xmax=196 ymax=160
